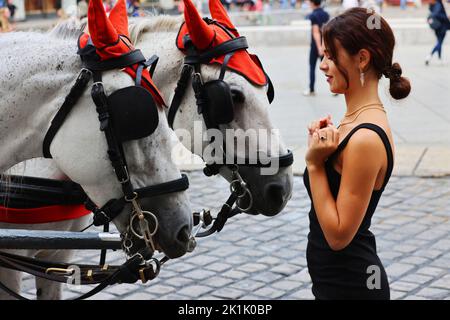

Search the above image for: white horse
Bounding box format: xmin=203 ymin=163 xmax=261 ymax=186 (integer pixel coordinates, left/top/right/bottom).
xmin=0 ymin=27 xmax=192 ymax=299
xmin=128 ymin=2 xmax=293 ymax=216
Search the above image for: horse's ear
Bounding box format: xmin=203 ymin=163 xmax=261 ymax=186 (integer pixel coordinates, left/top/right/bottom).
xmin=183 ymin=0 xmax=215 ymax=50
xmin=88 ymin=0 xmax=118 ymax=48
xmin=109 ymin=0 xmax=129 ymax=38
xmin=209 ymin=0 xmax=239 ymax=37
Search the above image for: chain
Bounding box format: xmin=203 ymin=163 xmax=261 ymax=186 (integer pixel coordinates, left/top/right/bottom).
xmin=339 ymin=105 xmax=386 ymax=127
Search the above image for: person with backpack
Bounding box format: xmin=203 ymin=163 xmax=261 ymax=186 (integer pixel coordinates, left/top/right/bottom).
xmin=425 ymin=0 xmax=450 ymax=65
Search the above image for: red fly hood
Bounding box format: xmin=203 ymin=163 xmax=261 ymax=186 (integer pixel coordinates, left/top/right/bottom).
xmin=177 ymin=0 xmax=268 ymax=86
xmin=78 ymin=0 xmax=165 ymax=106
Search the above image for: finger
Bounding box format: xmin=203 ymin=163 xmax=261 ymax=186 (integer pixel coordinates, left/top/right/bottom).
xmin=312 ymin=131 xmax=319 ymax=143
xmin=326 ymin=128 xmax=333 ymax=143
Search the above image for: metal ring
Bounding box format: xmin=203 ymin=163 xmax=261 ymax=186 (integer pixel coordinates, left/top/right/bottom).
xmin=236 ymin=188 xmax=253 ymax=212
xmin=125 ymin=191 xmax=138 ymax=202
xmin=130 ymin=211 xmax=158 ymax=239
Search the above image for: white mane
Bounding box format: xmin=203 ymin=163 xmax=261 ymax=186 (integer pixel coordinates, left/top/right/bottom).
xmin=128 ymin=15 xmax=184 ymax=45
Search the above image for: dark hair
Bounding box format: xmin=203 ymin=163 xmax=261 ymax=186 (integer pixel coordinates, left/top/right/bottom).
xmin=311 ymin=0 xmax=322 ymax=6
xmin=322 ymin=7 xmax=411 ymax=100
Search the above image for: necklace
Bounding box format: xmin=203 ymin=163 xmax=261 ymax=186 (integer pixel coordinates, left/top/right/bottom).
xmin=339 ymin=104 xmax=386 ymax=127
xmin=344 ymin=102 xmax=384 ymax=118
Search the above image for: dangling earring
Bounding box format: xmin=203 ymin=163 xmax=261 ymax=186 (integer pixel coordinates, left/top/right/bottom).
xmin=360 ymin=69 xmax=365 ymax=87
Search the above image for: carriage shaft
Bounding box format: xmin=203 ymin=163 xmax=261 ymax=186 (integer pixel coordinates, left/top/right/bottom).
xmin=0 ymin=229 xmax=122 ymax=250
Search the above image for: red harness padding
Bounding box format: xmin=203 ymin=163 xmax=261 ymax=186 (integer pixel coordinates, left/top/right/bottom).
xmin=176 ymin=21 xmax=268 ymax=87
xmin=78 ymin=33 xmax=166 ymax=107
xmin=0 ymin=205 xmax=90 ymax=224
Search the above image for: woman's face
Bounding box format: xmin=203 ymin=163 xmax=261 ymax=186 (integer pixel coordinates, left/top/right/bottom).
xmin=319 ymin=40 xmax=360 ymax=94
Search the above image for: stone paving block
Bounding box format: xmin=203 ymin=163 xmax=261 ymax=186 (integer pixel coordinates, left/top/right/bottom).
xmin=271 ymin=248 xmax=302 ymax=260
xmin=400 ymin=273 xmax=434 ymax=284
xmin=240 ymin=295 xmax=264 ymax=300
xmin=164 ymin=277 xmax=195 ymax=288
xmin=230 ymin=279 xmax=266 ymax=291
xmin=416 ymin=266 xmax=446 ymax=277
xmin=256 ymin=256 xmax=283 ymax=266
xmin=88 ymin=292 xmax=117 ymax=300
xmin=253 ymin=287 xmax=285 ymax=299
xmin=204 ymin=262 xmax=233 ymax=273
xmin=390 ymin=290 xmax=407 ymax=300
xmin=415 ymin=287 xmax=449 ymax=299
xmin=236 ymin=263 xmax=268 ymax=273
xmin=105 ymin=283 xmax=141 ymax=296
xmin=271 ymin=280 xmax=303 ymax=292
xmin=403 ymin=295 xmax=430 ymax=300
xmin=386 ymin=263 xmax=415 ymax=279
xmin=286 ymin=269 xmax=312 ymax=283
xmin=391 ymin=281 xmax=421 ymax=292
xmin=211 ymin=287 xmax=246 ymax=299
xmin=201 ymin=277 xmax=235 ymax=288
xmin=178 ymin=285 xmax=213 ymax=298
xmin=123 ymin=292 xmax=157 ymax=300
xmin=270 ymin=263 xmax=303 ymax=276
xmin=430 ymin=239 xmax=450 ymax=251
xmin=399 ymin=256 xmax=430 ymax=266
xmin=184 ymin=269 xmax=217 ymax=280
xmin=164 ymin=262 xmax=196 ymax=273
xmin=240 ymin=249 xmax=267 ymax=258
xmin=222 ymin=270 xmax=249 ymax=280
xmin=184 ymin=255 xmax=219 ymax=266
xmin=159 ymin=293 xmax=191 ymax=300
xmin=429 ymin=275 xmax=450 ymax=290
xmin=411 ymin=249 xmax=442 ymax=259
xmin=287 ymin=288 xmax=315 ymax=300
xmin=144 ymin=284 xmax=176 ymax=296
xmin=251 ymin=271 xmax=284 ymax=284
xmin=430 ymin=258 xmax=450 ymax=269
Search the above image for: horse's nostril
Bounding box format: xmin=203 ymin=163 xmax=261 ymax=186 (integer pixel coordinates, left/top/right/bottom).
xmin=264 ymin=183 xmax=285 ymax=208
xmin=177 ymin=225 xmax=190 ymax=243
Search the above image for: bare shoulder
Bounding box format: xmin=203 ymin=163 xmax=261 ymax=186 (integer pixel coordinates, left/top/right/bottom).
xmin=344 ymin=128 xmax=387 ymax=162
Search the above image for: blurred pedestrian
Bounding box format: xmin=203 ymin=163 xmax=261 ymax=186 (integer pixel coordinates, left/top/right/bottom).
xmin=425 ymin=0 xmax=450 ymax=65
xmin=0 ymin=1 xmax=11 ymax=32
xmin=303 ymin=0 xmax=329 ymax=96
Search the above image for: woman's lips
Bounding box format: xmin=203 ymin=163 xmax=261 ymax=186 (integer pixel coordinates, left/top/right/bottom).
xmin=326 ymin=75 xmax=333 ymax=83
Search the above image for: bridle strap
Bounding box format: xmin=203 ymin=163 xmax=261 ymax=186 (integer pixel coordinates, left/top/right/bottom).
xmin=80 ymin=49 xmax=147 ymax=71
xmin=42 ymin=69 xmax=92 ymax=158
xmin=184 ymin=37 xmax=249 ymax=65
xmin=168 ymin=64 xmax=194 ymax=129
xmin=85 ymin=174 xmax=190 ymax=226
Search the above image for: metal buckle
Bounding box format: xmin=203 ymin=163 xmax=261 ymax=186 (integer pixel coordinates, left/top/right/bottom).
xmin=118 ymin=166 xmax=130 ymax=184
xmin=45 ymin=267 xmax=75 ymax=276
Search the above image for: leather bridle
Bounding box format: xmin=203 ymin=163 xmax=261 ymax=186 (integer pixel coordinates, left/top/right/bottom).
xmin=168 ymin=19 xmax=293 ymax=220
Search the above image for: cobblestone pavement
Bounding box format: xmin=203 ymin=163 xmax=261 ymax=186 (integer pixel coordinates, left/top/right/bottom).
xmin=17 ymin=171 xmax=450 ymax=300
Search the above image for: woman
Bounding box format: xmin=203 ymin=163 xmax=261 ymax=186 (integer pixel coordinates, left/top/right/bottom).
xmin=303 ymin=8 xmax=411 ymax=300
xmin=425 ymin=0 xmax=450 ymax=65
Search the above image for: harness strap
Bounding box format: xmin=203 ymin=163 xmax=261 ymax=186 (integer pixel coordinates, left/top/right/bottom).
xmin=85 ymin=174 xmax=190 ymax=226
xmin=184 ymin=37 xmax=249 ymax=65
xmin=168 ymin=65 xmax=194 ymax=129
xmin=42 ymin=69 xmax=92 ymax=158
xmin=81 ymin=50 xmax=147 ymax=71
xmin=0 ymin=251 xmax=156 ymax=300
xmin=0 ymin=175 xmax=87 ymax=208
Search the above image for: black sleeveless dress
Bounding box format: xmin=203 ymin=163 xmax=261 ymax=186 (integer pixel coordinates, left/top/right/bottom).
xmin=303 ymin=123 xmax=393 ymax=300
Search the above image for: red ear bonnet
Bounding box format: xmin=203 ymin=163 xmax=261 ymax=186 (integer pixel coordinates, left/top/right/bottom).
xmin=177 ymin=0 xmax=267 ymax=86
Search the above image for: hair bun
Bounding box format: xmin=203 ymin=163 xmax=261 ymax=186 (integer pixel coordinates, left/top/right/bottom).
xmin=386 ymin=63 xmax=411 ymax=100
xmin=383 ymin=63 xmax=402 ymax=80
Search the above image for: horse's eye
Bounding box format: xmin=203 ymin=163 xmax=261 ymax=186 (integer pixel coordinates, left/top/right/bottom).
xmin=231 ymin=88 xmax=245 ymax=104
